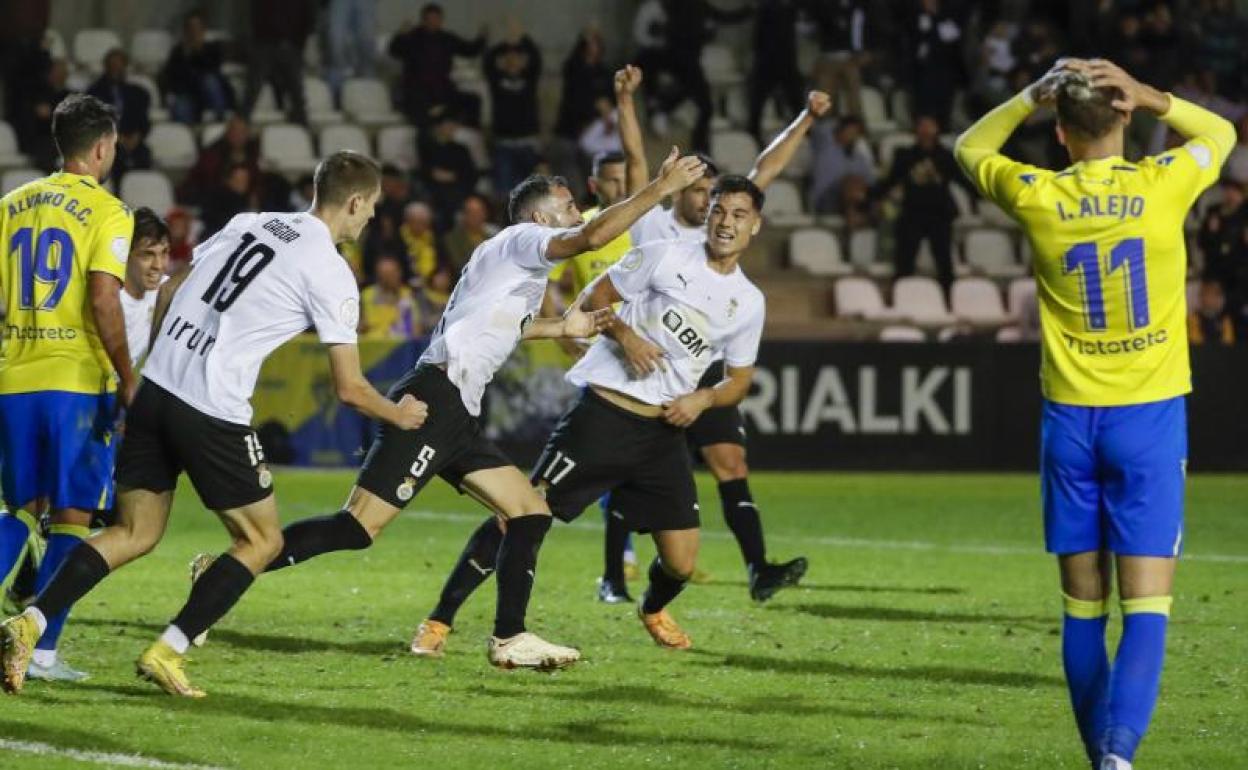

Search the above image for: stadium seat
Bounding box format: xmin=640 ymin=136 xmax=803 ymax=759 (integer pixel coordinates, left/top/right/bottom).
xmin=951 ymin=277 xmax=1011 ymax=325
xmin=860 ymin=86 xmax=896 ymax=134
xmin=341 ymin=78 xmax=402 ymax=126
xmin=876 ymin=132 xmax=913 ymax=173
xmin=848 ymin=228 xmax=892 ymax=277
xmin=893 ymin=276 xmax=956 ymax=325
xmin=74 ymin=29 xmax=123 ymax=71
xmin=119 ymin=170 xmax=174 ymax=214
xmin=834 ymin=276 xmax=900 ymax=320
xmin=879 ymin=324 xmax=926 ymax=342
xmin=200 ymin=121 xmax=226 ymax=147
xmin=128 ymin=74 xmax=169 ymax=122
xmin=996 ymin=325 xmax=1024 ymax=342
xmin=43 ymin=29 xmax=68 ymax=60
xmin=260 ymin=123 xmax=318 ymax=174
xmin=319 ymin=124 xmax=371 ymax=157
xmin=2 ymin=168 xmax=42 ymax=194
xmin=765 ymin=180 xmax=814 ymax=226
xmin=147 ymin=122 xmax=197 ymax=171
xmin=948 ymin=182 xmax=979 ymax=225
xmin=701 ymin=44 xmax=743 ymax=87
xmin=0 ymin=121 xmax=30 ymax=169
xmin=889 ymin=89 xmax=912 ymax=129
xmin=248 ymin=85 xmax=287 ymax=125
xmin=130 ymin=29 xmax=173 ymax=73
xmin=789 ymin=228 xmax=851 ymax=276
xmin=979 ymin=201 xmax=1016 ymax=228
xmin=1006 ymin=277 xmax=1036 ymax=319
xmin=303 ymin=76 xmax=343 ymax=126
xmin=376 ymin=125 xmax=418 ymax=170
xmin=710 ymin=130 xmax=759 ymax=176
xmin=963 ymin=229 xmax=1024 ymax=278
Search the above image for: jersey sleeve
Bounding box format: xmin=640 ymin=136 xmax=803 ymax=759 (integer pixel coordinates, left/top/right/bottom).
xmin=87 ymin=200 xmax=133 ymax=281
xmin=604 ymin=242 xmax=664 ymax=302
xmin=628 ymin=207 xmax=666 ymax=246
xmin=724 ymin=298 xmax=765 ymax=368
xmin=954 ymin=91 xmax=1045 ymax=210
xmin=304 ymin=255 xmax=360 ymax=345
xmin=1147 ymin=96 xmax=1237 ymax=207
xmin=507 ymin=222 xmax=560 ymax=271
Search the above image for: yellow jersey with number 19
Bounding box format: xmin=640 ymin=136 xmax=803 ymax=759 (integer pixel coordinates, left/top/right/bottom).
xmin=0 ymin=172 xmax=132 ymax=395
xmin=956 ymin=94 xmax=1235 ymax=407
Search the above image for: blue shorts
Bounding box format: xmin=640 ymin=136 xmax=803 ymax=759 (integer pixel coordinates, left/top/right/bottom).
xmin=1041 ymin=396 xmax=1186 ymax=557
xmin=0 ymin=391 xmax=117 ymax=512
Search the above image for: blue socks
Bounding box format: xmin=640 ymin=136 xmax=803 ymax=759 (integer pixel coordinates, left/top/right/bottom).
xmin=1103 ymin=596 xmax=1172 ymax=762
xmin=34 ymin=523 xmax=89 ymax=653
xmin=1061 ymin=594 xmax=1110 ymax=763
xmin=0 ymin=510 xmax=35 ymax=582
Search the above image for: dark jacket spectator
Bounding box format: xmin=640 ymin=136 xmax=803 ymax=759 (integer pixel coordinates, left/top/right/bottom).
xmin=201 ymin=163 xmax=259 ymax=240
xmin=1198 ymin=179 xmax=1248 ymax=310
xmin=484 ymin=28 xmax=543 ymax=193
xmin=748 ymin=0 xmax=804 ymax=141
xmin=388 ymin=3 xmax=485 ymax=126
xmin=178 ymin=116 xmax=261 ymax=206
xmin=160 ymin=9 xmax=235 ymax=123
xmin=17 ymin=55 xmax=70 ymax=171
xmin=805 ymin=0 xmax=869 ymax=117
xmin=1189 ymin=280 xmax=1237 ymax=345
xmin=87 ymin=49 xmax=151 ymax=138
xmin=242 ymin=0 xmax=316 ymax=125
xmin=419 ymin=112 xmax=479 ymax=230
xmin=554 ymin=29 xmax=613 ymax=140
xmin=904 ymin=0 xmax=964 ymax=129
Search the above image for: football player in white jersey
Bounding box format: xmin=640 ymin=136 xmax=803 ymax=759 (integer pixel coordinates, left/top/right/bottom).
xmin=119 ymin=207 xmax=170 ymax=368
xmin=1 ymin=151 xmax=428 ymax=697
xmin=226 ymin=150 xmax=707 ymax=670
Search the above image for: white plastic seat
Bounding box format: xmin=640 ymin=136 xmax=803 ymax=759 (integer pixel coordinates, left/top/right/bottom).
xmin=119 ymin=170 xmax=174 ymax=213
xmin=376 ymin=125 xmax=418 ymax=170
xmin=248 ymin=85 xmax=286 ymax=125
xmin=764 ymin=180 xmax=813 ymax=226
xmin=128 ymin=74 xmax=169 ymax=121
xmin=860 ymin=86 xmax=896 ymax=134
xmin=951 ymin=277 xmax=1011 ymax=325
xmin=200 ymin=121 xmax=226 ymax=147
xmin=701 ymin=44 xmax=743 ymax=87
xmin=147 ymin=122 xmax=197 ymax=170
xmin=2 ymin=168 xmax=43 ymax=194
xmin=949 ymin=182 xmax=979 ymax=224
xmin=74 ymin=29 xmax=123 ymax=71
xmin=893 ymin=275 xmax=956 ymax=325
xmin=44 ymin=29 xmax=68 ymax=60
xmin=260 ymin=123 xmax=317 ymax=174
xmin=0 ymin=121 xmax=30 ymax=168
xmin=879 ymin=324 xmax=926 ymax=342
xmin=835 ymin=276 xmax=900 ymax=321
xmin=996 ymin=326 xmax=1024 ymax=342
xmin=963 ymin=228 xmax=1024 ymax=278
xmin=1007 ymin=277 xmax=1037 ymax=320
xmin=876 ymin=132 xmax=913 ymax=174
xmin=889 ymin=89 xmax=912 ymax=129
xmin=130 ymin=29 xmax=173 ymax=73
xmin=319 ymin=124 xmax=371 ymax=157
xmin=341 ymin=78 xmax=402 ymax=126
xmin=848 ymin=228 xmax=892 ymax=278
xmin=789 ymin=228 xmax=851 ymax=276
xmin=709 ymin=130 xmax=759 ymax=176
xmin=303 ymin=76 xmax=343 ymax=126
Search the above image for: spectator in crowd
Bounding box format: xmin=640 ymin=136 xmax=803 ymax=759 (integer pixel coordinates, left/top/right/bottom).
xmin=442 ymin=193 xmax=495 ymax=274
xmin=87 ymin=49 xmax=151 ymax=140
xmin=554 ymin=26 xmax=614 ymax=143
xmin=360 ymin=255 xmax=420 ymax=339
xmin=243 ymin=0 xmax=315 ymax=125
xmin=484 ymin=21 xmax=543 ymax=195
xmin=746 ymin=0 xmax=804 ymax=142
xmin=289 ymin=173 xmax=315 ymax=211
xmin=1198 ymin=178 xmax=1248 ymax=312
xmin=970 ymin=19 xmax=1017 ymax=115
xmin=178 ymin=114 xmax=260 ymax=206
xmin=165 ymin=207 xmax=195 ymax=274
xmin=1137 ymin=3 xmax=1182 ymax=93
xmin=0 ymin=2 xmax=51 ymax=137
xmin=417 ymin=264 xmax=454 ymax=327
xmin=17 ymin=56 xmax=70 ymax=171
xmin=809 ymin=114 xmax=875 ymax=215
xmin=839 ymin=174 xmax=878 ymax=231
xmin=1226 ymin=115 xmax=1248 ymax=185
xmin=1194 ymin=0 xmax=1246 ymax=97
xmin=870 ymin=114 xmax=970 ymax=294
xmin=374 ymin=164 xmax=415 ymax=232
xmin=579 ymin=97 xmax=623 ymax=161
xmin=388 ymin=3 xmax=486 ymax=128
xmin=326 ymin=0 xmax=378 ymax=101
xmin=904 ymin=0 xmax=963 ymax=129
xmin=160 ymin=8 xmax=234 ymax=124
xmin=398 ymin=201 xmax=440 ymax=283
xmin=807 ymin=0 xmax=868 ymax=117
xmin=112 ymin=125 xmax=153 ymax=186
xmin=419 ymin=108 xmax=478 ymax=230
xmin=1188 ymin=279 xmax=1237 ymax=345
xmin=201 ymin=162 xmax=258 ymax=240
xmin=1011 ymin=16 xmax=1059 ymax=78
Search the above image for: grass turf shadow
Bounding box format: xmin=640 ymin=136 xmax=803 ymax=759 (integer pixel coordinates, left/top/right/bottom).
xmin=773 ymin=602 xmax=1050 ymax=625
xmin=71 ymin=616 xmax=400 ymax=656
xmin=712 ymin=581 xmax=967 ymax=596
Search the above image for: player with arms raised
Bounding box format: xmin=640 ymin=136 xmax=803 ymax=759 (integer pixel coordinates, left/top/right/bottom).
xmin=955 ymin=60 xmax=1234 ymax=769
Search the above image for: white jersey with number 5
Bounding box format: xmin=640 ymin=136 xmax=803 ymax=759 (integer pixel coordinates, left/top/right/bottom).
xmin=568 ymin=238 xmax=765 ymax=405
xmin=420 ymin=222 xmax=559 ymax=416
xmin=142 ymin=212 xmax=359 ymax=425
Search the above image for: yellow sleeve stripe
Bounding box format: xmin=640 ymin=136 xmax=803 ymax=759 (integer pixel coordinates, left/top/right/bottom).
xmin=12 ymin=509 xmax=39 ymax=533
xmin=1062 ymin=593 xmax=1109 ymax=619
xmin=49 ymin=523 xmax=91 ymax=539
xmin=1122 ymin=596 xmax=1173 ymax=617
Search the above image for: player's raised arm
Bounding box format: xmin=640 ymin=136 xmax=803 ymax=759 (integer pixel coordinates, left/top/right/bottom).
xmin=615 ymin=65 xmax=649 ymax=196
xmin=748 ymin=91 xmax=832 ymax=191
xmin=545 ymin=148 xmax=706 ymax=262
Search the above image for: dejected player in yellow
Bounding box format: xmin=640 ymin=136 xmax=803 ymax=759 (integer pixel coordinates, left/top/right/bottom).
xmin=0 ymin=94 xmax=136 ymax=686
xmin=955 ymin=60 xmax=1234 ymax=770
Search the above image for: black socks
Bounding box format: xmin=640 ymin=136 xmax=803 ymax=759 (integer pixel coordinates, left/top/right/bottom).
xmin=492 ymin=514 xmax=551 ymax=639
xmin=719 ymin=479 xmax=766 ymax=569
xmin=430 ymin=516 xmax=504 ymax=626
xmin=602 ymin=509 xmax=630 ymax=585
xmin=32 ymin=543 xmax=110 ymax=619
xmin=264 ymin=510 xmax=372 ymax=572
xmin=170 ymin=553 xmax=255 ymax=644
xmin=641 ymin=557 xmax=688 ymax=614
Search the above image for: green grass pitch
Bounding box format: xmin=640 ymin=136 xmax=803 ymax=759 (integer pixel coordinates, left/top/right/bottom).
xmin=2 ymin=472 xmax=1245 ymax=769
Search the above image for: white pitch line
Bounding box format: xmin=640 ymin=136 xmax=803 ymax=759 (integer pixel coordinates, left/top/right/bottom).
xmin=0 ymin=738 xmax=226 ymax=770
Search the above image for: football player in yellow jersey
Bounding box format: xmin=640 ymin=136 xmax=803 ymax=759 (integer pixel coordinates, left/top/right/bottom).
xmin=955 ymin=59 xmax=1235 ymax=770
xmin=0 ymin=94 xmax=136 ymax=683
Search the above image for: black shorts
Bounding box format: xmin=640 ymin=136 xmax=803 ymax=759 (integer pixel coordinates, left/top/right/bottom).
xmin=535 ymin=389 xmax=699 ymax=533
xmin=686 ymin=360 xmax=747 ymax=450
xmin=115 ymin=380 xmax=273 ymax=511
xmin=356 ymin=364 xmax=512 ymax=508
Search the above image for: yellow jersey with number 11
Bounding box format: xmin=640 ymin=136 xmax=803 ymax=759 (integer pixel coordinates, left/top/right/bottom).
xmin=0 ymin=172 xmax=133 ymax=395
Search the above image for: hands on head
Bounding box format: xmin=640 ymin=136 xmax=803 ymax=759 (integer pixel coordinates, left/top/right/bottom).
xmin=1031 ymin=58 xmax=1166 ymax=115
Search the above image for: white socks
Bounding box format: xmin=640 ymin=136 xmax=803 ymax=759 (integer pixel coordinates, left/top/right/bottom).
xmin=160 ymin=625 xmax=191 ymax=655
xmin=31 ymin=648 xmax=57 ymax=667
xmin=22 ymin=607 xmax=47 ymax=636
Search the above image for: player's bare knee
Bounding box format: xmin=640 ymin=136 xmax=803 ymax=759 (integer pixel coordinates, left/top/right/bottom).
xmin=705 ymin=446 xmax=748 ymax=481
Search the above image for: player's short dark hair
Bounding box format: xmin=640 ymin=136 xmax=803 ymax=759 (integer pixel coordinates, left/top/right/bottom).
xmin=421 ymin=3 xmax=443 ymax=18
xmin=132 ymin=207 xmax=170 ymax=247
xmin=314 ymin=150 xmax=382 ymax=207
xmin=592 ymin=150 xmax=626 ymax=177
xmin=1056 ymin=73 xmax=1124 ymax=141
xmin=710 ymin=174 xmax=765 ymax=212
xmin=52 ymin=94 xmax=117 ymax=162
xmin=508 ymin=174 xmax=569 ymax=224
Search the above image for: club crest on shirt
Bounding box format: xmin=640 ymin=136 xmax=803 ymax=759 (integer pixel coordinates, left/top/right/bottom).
xmin=396 ymin=477 xmax=415 ymax=502
xmin=257 ymin=465 xmax=273 ymax=489
xmin=619 ymin=250 xmax=643 ymax=271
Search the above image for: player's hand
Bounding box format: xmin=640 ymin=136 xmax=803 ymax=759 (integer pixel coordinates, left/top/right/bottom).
xmin=563 ymin=306 xmax=613 ymax=338
xmin=662 ymin=390 xmax=713 ymax=428
xmin=1028 ymin=59 xmax=1079 ymax=108
xmin=806 ymin=90 xmax=833 ymax=118
xmin=1071 ymin=58 xmax=1169 ymax=114
xmin=614 ymin=65 xmax=643 ymax=98
xmin=394 ymin=394 xmax=428 ymax=430
xmin=657 ymin=147 xmax=708 ymax=196
xmin=119 ymin=376 xmax=139 ymax=409
xmin=621 ymin=334 xmax=667 ymax=376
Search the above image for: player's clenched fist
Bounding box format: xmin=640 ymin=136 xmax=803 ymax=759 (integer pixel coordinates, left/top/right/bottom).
xmin=662 ymin=390 xmax=713 ymax=428
xmin=806 ymin=91 xmax=832 ymax=118
xmin=614 ymin=65 xmax=642 ymax=97
xmin=395 ymin=394 xmax=428 ymax=430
